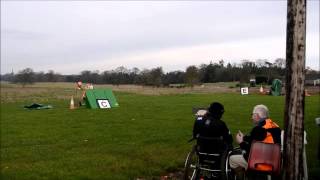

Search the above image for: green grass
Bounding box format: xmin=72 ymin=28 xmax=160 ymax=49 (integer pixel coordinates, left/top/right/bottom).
xmin=1 ymin=86 xmax=319 ymax=179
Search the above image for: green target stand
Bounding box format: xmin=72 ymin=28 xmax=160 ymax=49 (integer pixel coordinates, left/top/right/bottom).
xmin=85 ymin=89 xmax=119 ymax=109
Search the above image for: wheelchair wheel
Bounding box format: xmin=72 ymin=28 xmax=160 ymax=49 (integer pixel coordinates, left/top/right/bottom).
xmin=224 ymin=151 xmax=236 ymax=180
xmin=184 ymin=146 xmax=199 ymax=180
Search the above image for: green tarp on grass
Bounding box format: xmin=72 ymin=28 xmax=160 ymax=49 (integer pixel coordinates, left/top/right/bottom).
xmin=85 ymin=89 xmax=119 ymax=109
xmin=24 ymin=103 xmax=53 ymax=110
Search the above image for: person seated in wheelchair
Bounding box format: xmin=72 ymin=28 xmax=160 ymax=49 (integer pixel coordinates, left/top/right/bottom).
xmin=229 ymin=104 xmax=281 ymax=179
xmin=193 ymin=102 xmax=233 ymax=163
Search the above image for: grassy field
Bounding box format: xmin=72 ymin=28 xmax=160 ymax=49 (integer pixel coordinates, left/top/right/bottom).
xmin=1 ymin=83 xmax=319 ymax=179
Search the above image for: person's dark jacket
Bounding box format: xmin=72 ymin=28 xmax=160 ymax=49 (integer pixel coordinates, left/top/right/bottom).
xmin=239 ymin=118 xmax=281 ymax=159
xmin=193 ymin=113 xmax=233 ymax=149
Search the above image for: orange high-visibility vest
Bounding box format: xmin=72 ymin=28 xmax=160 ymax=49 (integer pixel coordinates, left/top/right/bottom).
xmin=261 ymin=119 xmax=279 ymax=144
xmin=256 ymin=118 xmax=280 ymax=171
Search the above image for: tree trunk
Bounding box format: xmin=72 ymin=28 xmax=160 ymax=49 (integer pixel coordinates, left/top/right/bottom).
xmin=283 ymin=0 xmax=306 ymax=180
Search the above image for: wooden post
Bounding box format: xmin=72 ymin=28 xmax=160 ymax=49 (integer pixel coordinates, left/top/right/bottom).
xmin=283 ymin=0 xmax=306 ymax=180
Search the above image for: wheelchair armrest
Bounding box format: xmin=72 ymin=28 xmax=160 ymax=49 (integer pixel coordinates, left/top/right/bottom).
xmin=232 ymin=146 xmax=241 ymax=151
xmin=198 ymin=152 xmax=221 ymax=157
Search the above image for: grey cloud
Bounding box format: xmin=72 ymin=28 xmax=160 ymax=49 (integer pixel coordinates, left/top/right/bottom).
xmin=1 ymin=29 xmax=49 ymax=40
xmin=1 ymin=1 xmax=318 ymax=74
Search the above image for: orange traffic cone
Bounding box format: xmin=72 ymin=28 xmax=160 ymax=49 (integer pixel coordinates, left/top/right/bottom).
xmin=70 ymin=96 xmax=75 ymax=109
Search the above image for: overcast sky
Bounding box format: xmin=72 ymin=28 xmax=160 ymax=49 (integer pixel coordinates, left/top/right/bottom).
xmin=1 ymin=1 xmax=319 ymax=75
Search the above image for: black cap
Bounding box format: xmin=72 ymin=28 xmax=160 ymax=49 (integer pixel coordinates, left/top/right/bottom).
xmin=208 ymin=102 xmax=224 ymax=116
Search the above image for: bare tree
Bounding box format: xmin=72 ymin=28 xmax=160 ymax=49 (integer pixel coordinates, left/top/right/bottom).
xmin=283 ymin=0 xmax=306 ymax=179
xmin=80 ymin=70 xmax=92 ymax=83
xmin=149 ymin=67 xmax=164 ymax=87
xmin=14 ymin=68 xmax=35 ymax=87
xmin=45 ymin=70 xmax=58 ymax=82
xmin=274 ymin=58 xmax=286 ymax=69
xmin=185 ymin=65 xmax=200 ymax=87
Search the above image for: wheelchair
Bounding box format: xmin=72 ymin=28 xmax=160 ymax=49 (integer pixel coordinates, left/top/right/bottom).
xmin=184 ymin=136 xmax=234 ymax=180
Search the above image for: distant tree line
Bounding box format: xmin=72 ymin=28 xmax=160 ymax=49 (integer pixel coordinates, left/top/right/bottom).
xmin=1 ymin=58 xmax=319 ymax=87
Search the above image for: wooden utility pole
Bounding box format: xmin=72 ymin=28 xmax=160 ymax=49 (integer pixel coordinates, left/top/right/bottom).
xmin=283 ymin=0 xmax=306 ymax=179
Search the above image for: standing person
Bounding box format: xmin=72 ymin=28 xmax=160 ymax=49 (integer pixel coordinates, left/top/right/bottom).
xmin=229 ymin=104 xmax=281 ymax=179
xmin=193 ymin=102 xmax=233 ymax=149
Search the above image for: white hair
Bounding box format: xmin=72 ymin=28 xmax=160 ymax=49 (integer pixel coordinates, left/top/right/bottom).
xmin=253 ymin=104 xmax=269 ymax=118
